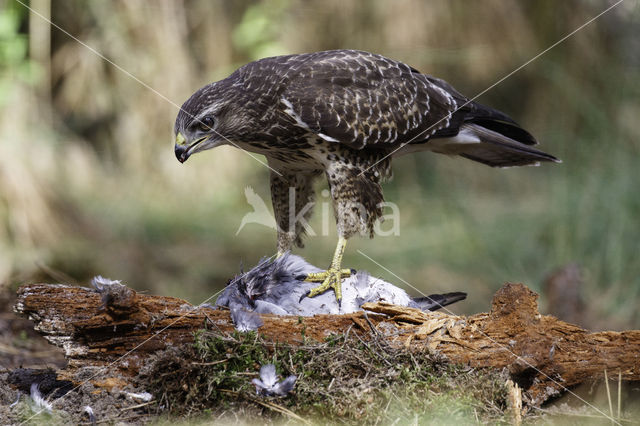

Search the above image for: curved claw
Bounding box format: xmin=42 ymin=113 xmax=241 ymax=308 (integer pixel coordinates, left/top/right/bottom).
xmin=299 ymin=290 xmax=311 ymax=303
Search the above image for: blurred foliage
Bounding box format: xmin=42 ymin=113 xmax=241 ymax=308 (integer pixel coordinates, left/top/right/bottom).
xmin=232 ymin=0 xmax=289 ymax=59
xmin=1 ymin=0 xmax=639 ymax=328
xmin=0 ymin=4 xmax=40 ymax=90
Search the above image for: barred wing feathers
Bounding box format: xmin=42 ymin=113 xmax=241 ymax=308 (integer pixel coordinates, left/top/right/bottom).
xmin=274 ymin=50 xmax=558 ymax=167
xmin=279 ymin=50 xmax=457 ymax=149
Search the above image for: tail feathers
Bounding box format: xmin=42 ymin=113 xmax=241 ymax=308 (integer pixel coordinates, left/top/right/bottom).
xmin=426 ymin=77 xmax=538 ymax=146
xmin=469 ymin=118 xmax=537 ymax=146
xmin=430 ymin=123 xmax=560 ymax=168
xmin=412 ymin=291 xmax=467 ymax=311
xmin=460 ymin=124 xmax=559 ymax=167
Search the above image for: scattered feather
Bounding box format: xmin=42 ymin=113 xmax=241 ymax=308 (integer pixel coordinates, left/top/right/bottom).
xmin=251 ymin=364 xmax=297 ymax=397
xmin=9 ymin=392 xmax=21 ymax=408
xmin=83 ymin=405 xmax=96 ymax=425
xmin=90 ymin=275 xmax=122 ymax=292
xmin=90 ymin=275 xmax=137 ymax=313
xmin=30 ymin=383 xmax=52 ymax=414
xmin=231 ymin=308 xmax=263 ymax=331
xmin=124 ymin=391 xmax=153 ymax=402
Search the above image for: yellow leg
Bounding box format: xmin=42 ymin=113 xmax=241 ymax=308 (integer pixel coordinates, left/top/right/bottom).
xmin=302 ymin=236 xmax=353 ymax=303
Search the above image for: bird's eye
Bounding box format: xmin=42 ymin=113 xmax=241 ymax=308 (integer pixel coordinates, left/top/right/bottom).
xmin=198 ymin=116 xmax=214 ymax=131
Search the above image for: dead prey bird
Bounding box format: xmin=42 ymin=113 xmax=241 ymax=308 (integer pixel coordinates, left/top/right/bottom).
xmin=215 ymin=253 xmax=466 ymax=330
xmin=175 ymin=50 xmax=559 ymax=304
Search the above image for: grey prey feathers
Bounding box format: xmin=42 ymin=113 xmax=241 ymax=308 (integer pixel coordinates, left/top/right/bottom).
xmin=216 ymin=253 xmax=465 ymax=330
xmin=251 ymin=364 xmax=297 ymax=397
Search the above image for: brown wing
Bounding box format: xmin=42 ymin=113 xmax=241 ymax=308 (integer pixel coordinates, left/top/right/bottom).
xmin=278 ymin=50 xmax=459 ymax=149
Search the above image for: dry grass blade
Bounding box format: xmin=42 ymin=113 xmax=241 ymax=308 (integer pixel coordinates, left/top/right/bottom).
xmin=121 ymin=400 xmax=157 ymax=411
xmin=618 ymin=370 xmax=622 ymax=420
xmin=190 ymin=359 xmax=229 ymax=366
xmin=35 ymin=262 xmax=78 ymax=285
xmin=533 ymin=407 xmax=635 ymax=424
xmin=218 ymin=389 xmax=310 ymax=424
xmin=604 ymin=369 xmax=614 ymax=424
xmin=0 ymin=342 xmax=60 ymax=358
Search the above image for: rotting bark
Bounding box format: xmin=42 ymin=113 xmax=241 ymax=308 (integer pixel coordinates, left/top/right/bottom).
xmin=14 ymin=282 xmax=640 ymax=407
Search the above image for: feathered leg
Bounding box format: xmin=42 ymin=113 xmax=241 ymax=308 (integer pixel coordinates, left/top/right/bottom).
xmin=301 ymin=162 xmax=384 ymax=304
xmin=270 ymin=168 xmax=320 ymax=256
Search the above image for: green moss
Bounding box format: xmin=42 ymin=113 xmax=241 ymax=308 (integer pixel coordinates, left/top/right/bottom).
xmin=13 ymin=401 xmax=65 ymax=426
xmin=144 ymin=329 xmax=511 ymax=424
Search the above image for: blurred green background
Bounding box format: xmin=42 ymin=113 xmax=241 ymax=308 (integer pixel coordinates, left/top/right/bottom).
xmin=1 ymin=0 xmax=639 ymax=328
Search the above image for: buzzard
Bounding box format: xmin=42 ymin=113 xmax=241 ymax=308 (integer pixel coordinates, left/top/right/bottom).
xmin=174 ymin=50 xmax=559 ymax=304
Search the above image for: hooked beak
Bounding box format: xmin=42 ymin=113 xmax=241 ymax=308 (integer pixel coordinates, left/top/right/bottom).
xmin=174 ymin=132 xmax=209 ymax=163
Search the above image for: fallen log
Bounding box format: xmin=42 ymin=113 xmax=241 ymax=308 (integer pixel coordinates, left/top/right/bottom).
xmin=14 ymin=281 xmax=640 ymax=407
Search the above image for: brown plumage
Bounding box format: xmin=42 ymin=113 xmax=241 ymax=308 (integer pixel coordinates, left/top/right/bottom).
xmin=174 ymin=50 xmax=559 ymax=302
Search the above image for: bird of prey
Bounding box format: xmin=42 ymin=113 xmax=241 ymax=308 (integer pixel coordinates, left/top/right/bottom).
xmin=174 ymin=50 xmax=559 ymax=304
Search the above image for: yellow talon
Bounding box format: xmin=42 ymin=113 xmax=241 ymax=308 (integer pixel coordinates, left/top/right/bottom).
xmin=302 ymin=236 xmax=352 ymax=303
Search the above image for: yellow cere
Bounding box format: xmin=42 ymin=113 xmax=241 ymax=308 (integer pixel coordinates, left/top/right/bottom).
xmin=175 ymin=132 xmax=187 ymax=146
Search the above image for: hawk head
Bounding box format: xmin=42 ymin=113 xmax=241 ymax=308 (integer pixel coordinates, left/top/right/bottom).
xmin=173 ymin=77 xmax=250 ymax=163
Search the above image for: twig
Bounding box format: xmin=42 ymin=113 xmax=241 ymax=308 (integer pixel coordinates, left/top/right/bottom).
xmin=604 ymin=369 xmax=614 ymax=424
xmin=532 ymin=406 xmax=633 ymax=423
xmin=343 ymin=324 xmax=353 ymax=342
xmin=362 ymin=311 xmax=379 ymax=335
xmin=121 ymin=400 xmax=157 ymax=411
xmin=34 ymin=261 xmax=78 ymax=285
xmin=353 ymin=330 xmax=392 ymax=367
xmin=0 ymin=342 xmax=62 ymax=358
xmin=94 ymin=414 xmax=145 ymax=424
xmin=617 ymin=370 xmax=621 ymax=420
xmin=191 ymin=359 xmax=229 ymax=366
xmin=218 ymin=389 xmax=310 ymax=424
